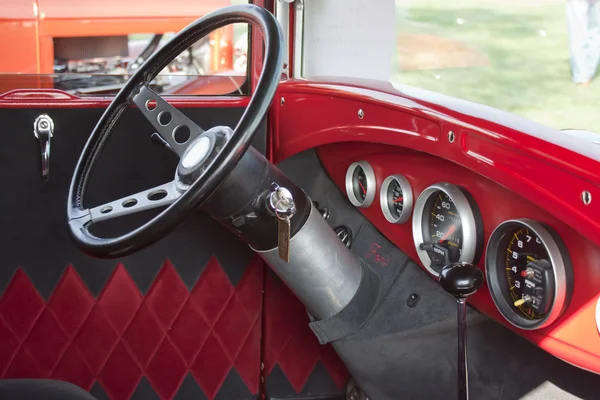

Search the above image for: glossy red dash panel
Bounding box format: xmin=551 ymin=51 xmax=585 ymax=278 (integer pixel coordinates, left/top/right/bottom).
xmin=273 ymin=91 xmax=441 ymax=163
xmin=272 ymin=79 xmax=600 ymax=248
xmin=272 ymin=77 xmax=600 ymax=376
xmin=0 ymin=258 xmax=263 ymax=399
xmin=317 ymin=142 xmax=600 ymax=374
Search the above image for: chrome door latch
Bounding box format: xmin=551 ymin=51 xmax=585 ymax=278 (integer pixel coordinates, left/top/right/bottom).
xmin=33 ymin=114 xmax=54 ymax=181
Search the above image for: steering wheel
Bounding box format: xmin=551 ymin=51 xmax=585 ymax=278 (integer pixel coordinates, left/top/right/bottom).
xmin=67 ymin=4 xmax=283 ymax=258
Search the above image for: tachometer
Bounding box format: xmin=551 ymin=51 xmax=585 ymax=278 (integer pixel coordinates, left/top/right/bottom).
xmin=486 ymin=219 xmax=572 ymax=330
xmin=412 ymin=183 xmax=483 ymax=276
xmin=345 ymin=161 xmax=376 ymax=208
xmin=380 ymin=174 xmax=413 ymax=224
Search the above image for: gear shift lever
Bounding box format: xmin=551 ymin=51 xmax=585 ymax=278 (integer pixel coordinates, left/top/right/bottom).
xmin=439 ymin=262 xmax=484 ymax=400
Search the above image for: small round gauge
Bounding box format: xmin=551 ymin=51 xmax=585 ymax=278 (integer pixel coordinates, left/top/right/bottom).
xmin=412 ymin=183 xmax=483 ymax=276
xmin=345 ymin=161 xmax=376 ymax=208
xmin=486 ymin=219 xmax=572 ymax=330
xmin=380 ymin=174 xmax=413 ymax=224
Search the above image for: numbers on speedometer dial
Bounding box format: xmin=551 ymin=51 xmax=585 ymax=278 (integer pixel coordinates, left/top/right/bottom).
xmin=486 ymin=219 xmax=573 ymax=330
xmin=504 ymin=227 xmax=547 ymax=320
xmin=430 ymin=192 xmax=462 ymax=247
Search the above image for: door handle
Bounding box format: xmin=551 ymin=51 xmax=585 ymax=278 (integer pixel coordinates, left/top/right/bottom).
xmin=33 ymin=114 xmax=54 ymax=181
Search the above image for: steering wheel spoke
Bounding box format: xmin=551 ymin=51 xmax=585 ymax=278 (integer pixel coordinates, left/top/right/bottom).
xmin=88 ymin=181 xmax=182 ymax=223
xmin=133 ymin=85 xmax=204 ymax=157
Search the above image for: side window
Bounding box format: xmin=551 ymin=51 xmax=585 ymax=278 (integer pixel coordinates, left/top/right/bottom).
xmin=0 ymin=1 xmax=249 ymax=96
xmin=393 ymin=0 xmax=600 ymax=132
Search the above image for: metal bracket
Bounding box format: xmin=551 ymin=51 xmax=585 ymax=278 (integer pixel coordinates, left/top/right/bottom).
xmin=33 ymin=114 xmax=54 ymax=181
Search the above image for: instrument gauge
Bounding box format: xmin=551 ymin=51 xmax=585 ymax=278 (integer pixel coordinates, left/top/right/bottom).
xmin=486 ymin=219 xmax=572 ymax=330
xmin=380 ymin=174 xmax=413 ymax=224
xmin=345 ymin=161 xmax=376 ymax=208
xmin=412 ymin=183 xmax=483 ymax=276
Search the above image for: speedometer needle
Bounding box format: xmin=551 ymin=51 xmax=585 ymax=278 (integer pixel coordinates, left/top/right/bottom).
xmin=359 ymin=181 xmax=366 ymax=195
xmin=393 ymin=197 xmax=403 ymax=203
xmin=439 ymin=224 xmax=457 ymax=242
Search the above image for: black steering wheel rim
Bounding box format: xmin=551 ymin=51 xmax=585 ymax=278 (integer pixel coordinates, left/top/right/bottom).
xmin=67 ymin=4 xmax=283 ymax=258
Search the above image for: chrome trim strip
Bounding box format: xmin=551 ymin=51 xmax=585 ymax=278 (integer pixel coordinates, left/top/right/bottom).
xmin=275 ymin=0 xmax=291 ymax=76
xmin=345 ymin=160 xmax=376 ymax=208
xmin=293 ymin=0 xmax=304 ymax=78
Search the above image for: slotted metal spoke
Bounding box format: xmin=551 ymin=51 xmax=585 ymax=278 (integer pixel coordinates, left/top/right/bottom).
xmin=88 ymin=181 xmax=182 ymax=223
xmin=132 ymin=85 xmax=204 ymax=156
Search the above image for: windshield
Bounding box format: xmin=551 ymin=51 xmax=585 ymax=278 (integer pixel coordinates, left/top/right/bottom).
xmin=0 ymin=0 xmax=249 ymax=96
xmin=393 ymin=0 xmax=600 ymax=133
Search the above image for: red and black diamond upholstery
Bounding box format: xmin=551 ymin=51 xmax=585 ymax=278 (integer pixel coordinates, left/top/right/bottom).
xmin=0 ymin=257 xmax=263 ymax=399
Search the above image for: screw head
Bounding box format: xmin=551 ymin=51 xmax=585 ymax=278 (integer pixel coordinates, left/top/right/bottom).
xmin=280 ymin=97 xmax=285 ymax=106
xmin=581 ymin=190 xmax=592 ymax=205
xmin=39 ymin=120 xmax=49 ymax=129
xmin=407 ymin=293 xmax=420 ymax=307
xmin=448 ymin=131 xmax=455 ymax=143
xmin=358 ymin=109 xmax=364 ymax=119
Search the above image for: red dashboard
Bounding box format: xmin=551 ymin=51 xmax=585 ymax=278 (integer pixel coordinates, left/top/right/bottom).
xmin=271 ymin=78 xmax=600 ymax=374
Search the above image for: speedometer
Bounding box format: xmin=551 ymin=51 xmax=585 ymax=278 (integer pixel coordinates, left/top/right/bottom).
xmin=412 ymin=183 xmax=483 ymax=276
xmin=486 ymin=219 xmax=572 ymax=330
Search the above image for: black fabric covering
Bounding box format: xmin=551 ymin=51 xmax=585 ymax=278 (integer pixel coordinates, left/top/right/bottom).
xmin=0 ymin=379 xmax=97 ymax=400
xmin=309 ymin=260 xmax=382 ymax=344
xmin=0 ymin=107 xmax=264 ymax=299
xmin=332 ymin=260 xmax=600 ymax=399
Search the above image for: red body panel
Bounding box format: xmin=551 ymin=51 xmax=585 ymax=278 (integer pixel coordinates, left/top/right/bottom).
xmin=0 ymin=0 xmax=232 ymax=75
xmin=271 ymin=78 xmax=600 ymax=374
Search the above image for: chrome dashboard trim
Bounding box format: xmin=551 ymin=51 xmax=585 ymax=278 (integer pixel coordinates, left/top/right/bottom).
xmin=345 ymin=160 xmax=376 ymax=208
xmin=380 ymin=174 xmax=413 ymax=224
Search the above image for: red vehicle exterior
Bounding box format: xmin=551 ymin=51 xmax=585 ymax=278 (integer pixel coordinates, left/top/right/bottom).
xmin=0 ymin=0 xmax=233 ymax=74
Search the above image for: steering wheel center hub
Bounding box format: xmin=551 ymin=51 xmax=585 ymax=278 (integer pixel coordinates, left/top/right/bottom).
xmin=182 ymin=136 xmax=212 ymax=169
xmin=176 ymin=126 xmax=232 ymax=186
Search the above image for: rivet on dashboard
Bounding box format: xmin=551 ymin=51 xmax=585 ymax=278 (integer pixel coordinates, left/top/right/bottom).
xmin=407 ymin=293 xmax=420 ymax=307
xmin=581 ymin=190 xmax=592 ymax=205
xmin=448 ymin=131 xmax=455 ymax=143
xmin=280 ymin=97 xmax=285 ymax=106
xmin=358 ymin=109 xmax=364 ymax=119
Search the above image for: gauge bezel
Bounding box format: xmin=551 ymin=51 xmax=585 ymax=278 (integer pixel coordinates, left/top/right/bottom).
xmin=380 ymin=174 xmax=413 ymax=224
xmin=345 ymin=161 xmax=376 ymax=208
xmin=412 ymin=182 xmax=481 ymax=276
xmin=485 ymin=219 xmax=571 ymax=330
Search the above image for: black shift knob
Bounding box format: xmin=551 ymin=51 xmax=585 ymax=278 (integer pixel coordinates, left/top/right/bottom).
xmin=439 ymin=263 xmax=484 ymax=298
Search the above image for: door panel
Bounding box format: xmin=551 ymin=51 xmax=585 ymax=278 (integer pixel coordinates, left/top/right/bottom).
xmin=0 ymin=106 xmax=265 ymax=399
